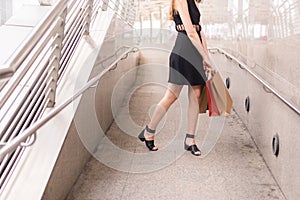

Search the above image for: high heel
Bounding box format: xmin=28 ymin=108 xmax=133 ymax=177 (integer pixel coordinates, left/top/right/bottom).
xmin=184 ymin=133 xmax=201 ymax=156
xmin=138 ymin=125 xmax=158 ymax=151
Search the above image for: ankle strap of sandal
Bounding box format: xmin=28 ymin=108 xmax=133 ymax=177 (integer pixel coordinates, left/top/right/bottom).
xmin=146 ymin=125 xmax=156 ymax=134
xmin=186 ymin=133 xmax=195 ymax=139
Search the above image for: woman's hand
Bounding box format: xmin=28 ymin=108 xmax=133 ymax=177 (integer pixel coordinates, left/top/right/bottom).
xmin=203 ymin=57 xmax=212 ymax=72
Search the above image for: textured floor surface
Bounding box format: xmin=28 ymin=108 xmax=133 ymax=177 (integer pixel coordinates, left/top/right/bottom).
xmin=66 ymin=78 xmax=285 ymax=200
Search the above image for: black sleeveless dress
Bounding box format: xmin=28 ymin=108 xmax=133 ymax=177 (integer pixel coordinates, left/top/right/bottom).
xmin=168 ymin=0 xmax=206 ymax=86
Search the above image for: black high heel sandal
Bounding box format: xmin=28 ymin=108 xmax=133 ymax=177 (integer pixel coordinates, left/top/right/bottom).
xmin=184 ymin=133 xmax=201 ymax=156
xmin=138 ymin=125 xmax=158 ymax=151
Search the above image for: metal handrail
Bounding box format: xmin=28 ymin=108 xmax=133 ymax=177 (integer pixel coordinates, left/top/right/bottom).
xmin=0 ymin=0 xmax=134 ymax=80
xmin=0 ymin=0 xmax=136 ymax=192
xmin=208 ymin=47 xmax=300 ymax=116
xmin=0 ymin=11 xmax=65 ymax=109
xmin=0 ymin=17 xmax=64 ymax=117
xmin=0 ymin=0 xmax=68 ymax=78
xmin=58 ymin=1 xmax=91 ymax=81
xmin=0 ymin=46 xmax=138 ymax=160
xmin=0 ymin=0 xmax=136 ymax=193
xmin=95 ymin=45 xmax=132 ymax=66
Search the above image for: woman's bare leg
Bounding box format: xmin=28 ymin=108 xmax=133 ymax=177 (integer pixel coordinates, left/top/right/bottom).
xmin=144 ymin=83 xmax=183 ymax=150
xmin=186 ymin=85 xmax=201 ymax=155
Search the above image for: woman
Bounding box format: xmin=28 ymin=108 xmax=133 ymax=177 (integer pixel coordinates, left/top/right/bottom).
xmin=138 ymin=0 xmax=212 ymax=156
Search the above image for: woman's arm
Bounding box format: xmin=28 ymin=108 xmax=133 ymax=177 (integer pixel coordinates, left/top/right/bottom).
xmin=175 ymin=0 xmax=211 ymax=69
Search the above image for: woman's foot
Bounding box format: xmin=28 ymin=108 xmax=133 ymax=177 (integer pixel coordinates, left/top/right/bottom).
xmin=138 ymin=125 xmax=158 ymax=151
xmin=184 ymin=133 xmax=201 ymax=156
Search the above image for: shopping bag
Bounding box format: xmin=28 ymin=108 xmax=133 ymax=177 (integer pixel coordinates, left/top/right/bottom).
xmin=206 ymin=78 xmax=219 ymax=116
xmin=199 ymin=85 xmax=208 ymax=113
xmin=206 ymin=71 xmax=233 ymax=116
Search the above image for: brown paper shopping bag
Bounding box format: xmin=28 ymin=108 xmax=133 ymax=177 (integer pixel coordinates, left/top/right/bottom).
xmin=206 ymin=70 xmax=233 ymax=116
xmin=199 ymin=85 xmax=208 ymax=113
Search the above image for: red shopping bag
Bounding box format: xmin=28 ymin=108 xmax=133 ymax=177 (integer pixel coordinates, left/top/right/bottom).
xmin=206 ymin=78 xmax=219 ymax=116
xmin=206 ymin=70 xmax=233 ymax=117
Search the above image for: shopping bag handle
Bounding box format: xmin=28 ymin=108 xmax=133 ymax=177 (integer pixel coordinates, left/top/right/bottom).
xmin=206 ymin=68 xmax=216 ymax=80
xmin=206 ymin=54 xmax=219 ymax=79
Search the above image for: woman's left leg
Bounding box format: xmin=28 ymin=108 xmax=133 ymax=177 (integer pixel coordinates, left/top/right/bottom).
xmin=185 ymin=85 xmax=201 ymax=155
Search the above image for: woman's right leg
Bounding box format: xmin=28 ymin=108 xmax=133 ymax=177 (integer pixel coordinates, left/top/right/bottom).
xmin=148 ymin=83 xmax=183 ymax=129
xmin=143 ymin=83 xmax=183 ymax=150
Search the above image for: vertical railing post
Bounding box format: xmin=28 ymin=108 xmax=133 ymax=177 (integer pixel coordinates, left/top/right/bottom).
xmin=47 ymin=9 xmax=66 ymax=107
xmin=84 ymin=0 xmax=94 ymax=35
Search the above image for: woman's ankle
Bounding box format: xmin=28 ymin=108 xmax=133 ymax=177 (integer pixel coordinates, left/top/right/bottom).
xmin=185 ymin=133 xmax=196 ymax=145
xmin=185 ymin=138 xmax=196 ymax=145
xmin=144 ymin=125 xmax=156 ymax=140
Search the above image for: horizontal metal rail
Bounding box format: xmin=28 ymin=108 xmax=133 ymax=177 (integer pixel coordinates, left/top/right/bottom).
xmin=0 ymin=46 xmax=138 ymax=160
xmin=208 ymin=47 xmax=300 ymax=116
xmin=58 ymin=0 xmax=91 ymax=82
xmin=0 ymin=0 xmax=68 ymax=78
xmin=0 ymin=0 xmax=135 ymax=79
xmin=0 ymin=0 xmax=137 ymax=193
xmin=0 ymin=17 xmax=64 ymax=109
